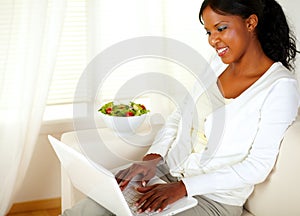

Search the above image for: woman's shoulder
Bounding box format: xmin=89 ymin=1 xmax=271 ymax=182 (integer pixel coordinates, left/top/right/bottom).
xmin=251 ymin=62 xmax=298 ymax=92
xmin=266 ymin=62 xmax=297 ymax=81
xmin=232 ymin=62 xmax=299 ymax=103
xmin=261 ymin=62 xmax=300 ymax=101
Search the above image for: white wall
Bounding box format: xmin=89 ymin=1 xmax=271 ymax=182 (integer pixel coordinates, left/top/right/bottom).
xmin=279 ymin=0 xmax=300 ymax=81
xmin=13 ymin=133 xmax=61 ymax=202
xmin=13 ymin=123 xmax=74 ymax=203
xmin=12 ymin=0 xmax=300 ymax=204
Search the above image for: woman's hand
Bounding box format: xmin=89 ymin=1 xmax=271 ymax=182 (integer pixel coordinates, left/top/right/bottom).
xmin=115 ymin=154 xmax=162 ymax=190
xmin=135 ymin=181 xmax=187 ymax=213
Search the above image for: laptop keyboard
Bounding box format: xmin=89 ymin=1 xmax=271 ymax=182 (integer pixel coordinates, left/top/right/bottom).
xmin=123 ymin=183 xmax=159 ymax=216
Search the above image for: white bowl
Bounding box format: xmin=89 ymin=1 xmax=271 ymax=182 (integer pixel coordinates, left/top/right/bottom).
xmin=99 ymin=112 xmax=147 ymax=134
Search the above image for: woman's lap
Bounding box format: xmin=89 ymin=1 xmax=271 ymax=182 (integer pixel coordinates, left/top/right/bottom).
xmin=61 ymin=196 xmax=242 ymax=216
xmin=62 ymin=198 xmax=115 ymax=216
xmin=176 ymin=196 xmax=243 ymax=216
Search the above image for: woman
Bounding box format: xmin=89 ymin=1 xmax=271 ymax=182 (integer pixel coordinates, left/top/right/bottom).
xmin=63 ymin=0 xmax=299 ymax=215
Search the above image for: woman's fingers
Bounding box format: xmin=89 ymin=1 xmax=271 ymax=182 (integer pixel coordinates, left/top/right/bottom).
xmin=117 ymin=168 xmax=139 ymax=190
xmin=116 ymin=161 xmax=158 ymax=189
xmin=140 ymin=192 xmax=165 ymax=212
xmin=115 ymin=163 xmax=154 ymax=190
xmin=135 ymin=182 xmax=187 ymax=213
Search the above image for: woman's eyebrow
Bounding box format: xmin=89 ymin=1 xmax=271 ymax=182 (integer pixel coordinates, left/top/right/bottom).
xmin=204 ymin=21 xmax=224 ymax=30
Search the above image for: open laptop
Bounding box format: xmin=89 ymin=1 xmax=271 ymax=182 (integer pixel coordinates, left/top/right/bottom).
xmin=48 ymin=135 xmax=197 ymax=215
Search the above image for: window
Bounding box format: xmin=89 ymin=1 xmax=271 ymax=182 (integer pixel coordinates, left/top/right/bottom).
xmin=43 ymin=0 xmax=212 ymax=122
xmin=44 ymin=0 xmax=88 ymax=121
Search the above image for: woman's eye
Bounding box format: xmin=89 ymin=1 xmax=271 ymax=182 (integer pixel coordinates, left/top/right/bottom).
xmin=206 ymin=30 xmax=211 ymax=36
xmin=217 ymin=26 xmax=227 ymax=32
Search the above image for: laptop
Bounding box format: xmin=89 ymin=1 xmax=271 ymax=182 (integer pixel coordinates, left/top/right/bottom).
xmin=48 ymin=135 xmax=198 ymax=215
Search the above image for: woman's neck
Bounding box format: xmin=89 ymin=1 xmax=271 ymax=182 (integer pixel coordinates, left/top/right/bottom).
xmin=217 ymin=44 xmax=274 ymax=99
xmin=229 ymin=42 xmax=274 ymax=78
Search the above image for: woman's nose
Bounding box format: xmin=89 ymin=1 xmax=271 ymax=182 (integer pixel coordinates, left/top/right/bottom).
xmin=209 ymin=33 xmax=219 ymax=47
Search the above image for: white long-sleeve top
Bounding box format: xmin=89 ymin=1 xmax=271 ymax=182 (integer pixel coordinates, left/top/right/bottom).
xmin=147 ymin=62 xmax=300 ymax=206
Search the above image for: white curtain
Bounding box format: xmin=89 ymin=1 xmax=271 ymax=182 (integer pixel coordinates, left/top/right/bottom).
xmin=0 ymin=0 xmax=66 ymax=214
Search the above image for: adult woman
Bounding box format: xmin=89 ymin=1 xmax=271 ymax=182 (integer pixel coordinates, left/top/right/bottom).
xmin=63 ymin=0 xmax=299 ymax=215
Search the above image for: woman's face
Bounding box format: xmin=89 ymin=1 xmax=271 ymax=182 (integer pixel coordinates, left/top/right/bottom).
xmin=202 ymin=6 xmax=254 ymax=64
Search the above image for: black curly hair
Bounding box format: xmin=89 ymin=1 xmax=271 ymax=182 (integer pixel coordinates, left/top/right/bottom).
xmin=199 ymin=0 xmax=299 ymax=71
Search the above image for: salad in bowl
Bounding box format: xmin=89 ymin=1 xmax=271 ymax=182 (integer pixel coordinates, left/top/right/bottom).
xmin=98 ymin=101 xmax=149 ymax=133
xmin=98 ymin=101 xmax=149 ymax=117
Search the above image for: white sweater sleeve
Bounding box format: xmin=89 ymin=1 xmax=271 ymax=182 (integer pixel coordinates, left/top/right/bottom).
xmin=146 ymin=108 xmax=181 ymax=158
xmin=182 ymin=79 xmax=300 ymax=197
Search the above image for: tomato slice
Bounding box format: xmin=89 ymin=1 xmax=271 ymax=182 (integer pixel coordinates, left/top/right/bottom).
xmin=126 ymin=111 xmax=134 ymax=117
xmin=105 ymin=107 xmax=112 ymax=114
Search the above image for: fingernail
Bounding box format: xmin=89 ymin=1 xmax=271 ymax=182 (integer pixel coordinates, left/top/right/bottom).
xmin=142 ymin=181 xmax=146 ymax=187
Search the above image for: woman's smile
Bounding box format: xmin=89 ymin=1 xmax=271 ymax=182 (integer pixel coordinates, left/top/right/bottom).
xmin=216 ymin=47 xmax=229 ymax=57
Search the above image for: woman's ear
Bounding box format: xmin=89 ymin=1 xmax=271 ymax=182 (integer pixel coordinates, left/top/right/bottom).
xmin=246 ymin=14 xmax=258 ymax=32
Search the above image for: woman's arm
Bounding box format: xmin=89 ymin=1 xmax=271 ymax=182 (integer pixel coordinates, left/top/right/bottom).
xmin=182 ymin=79 xmax=300 ymax=197
xmin=145 ymin=107 xmax=182 ymax=159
